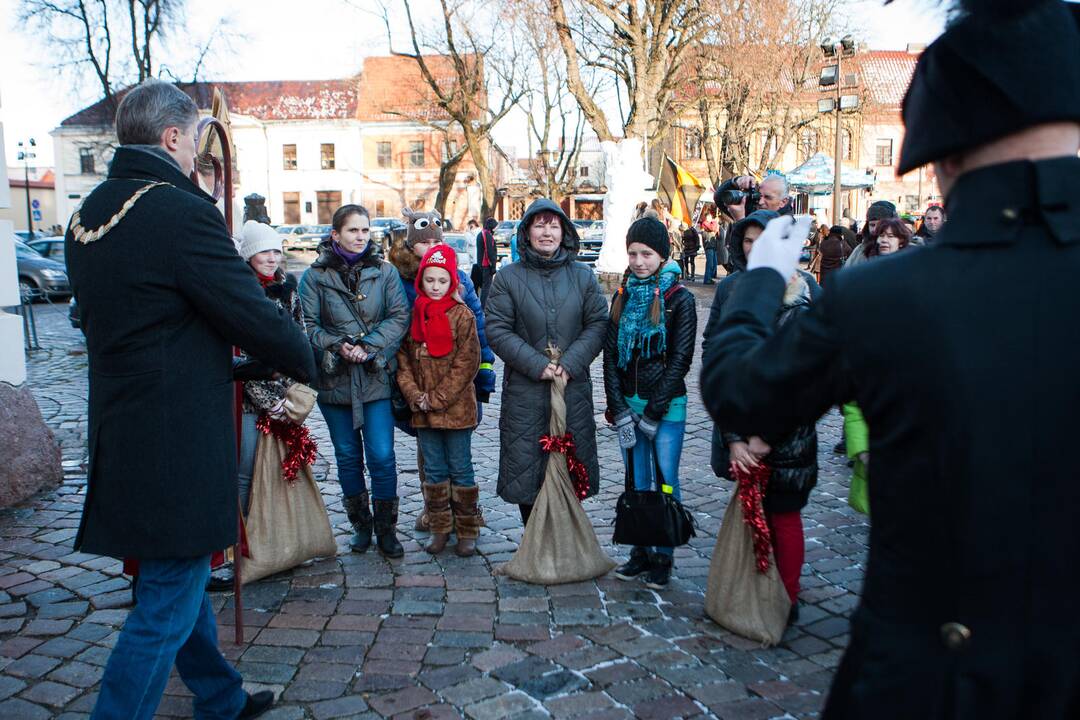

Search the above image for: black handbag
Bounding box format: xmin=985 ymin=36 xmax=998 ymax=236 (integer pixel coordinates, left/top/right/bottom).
xmin=612 ymin=442 xmax=696 ymax=547
xmin=389 ymin=377 xmax=411 ymax=422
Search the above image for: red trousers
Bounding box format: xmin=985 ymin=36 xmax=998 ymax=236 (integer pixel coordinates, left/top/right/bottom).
xmin=767 ymin=511 xmax=804 ymax=604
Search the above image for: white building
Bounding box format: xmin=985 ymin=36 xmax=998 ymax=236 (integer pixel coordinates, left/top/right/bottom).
xmin=53 ymin=79 xmax=364 ymax=227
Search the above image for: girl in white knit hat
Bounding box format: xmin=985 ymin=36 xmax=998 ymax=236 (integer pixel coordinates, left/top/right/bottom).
xmin=209 ymin=221 xmax=307 ymax=589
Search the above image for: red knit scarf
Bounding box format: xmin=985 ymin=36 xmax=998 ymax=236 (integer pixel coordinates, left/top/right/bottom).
xmin=256 ymin=272 xmax=276 ymax=288
xmin=411 ymin=295 xmax=457 ymax=357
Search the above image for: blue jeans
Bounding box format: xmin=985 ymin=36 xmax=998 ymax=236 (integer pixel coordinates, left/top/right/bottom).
xmin=92 ymin=557 xmax=244 ymax=720
xmin=703 ymin=247 xmax=718 ymax=283
xmin=622 ymin=420 xmax=685 ymax=557
xmin=417 ymin=428 xmax=476 ymax=487
xmin=237 ymin=412 xmax=258 ymax=516
xmin=320 ymin=400 xmax=398 ymax=499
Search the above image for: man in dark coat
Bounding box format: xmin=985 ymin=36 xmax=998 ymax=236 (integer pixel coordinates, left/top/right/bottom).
xmin=472 ymin=217 xmax=500 ymax=306
xmin=65 ymin=79 xmax=316 ymax=719
xmin=701 ymin=1 xmax=1080 ymax=717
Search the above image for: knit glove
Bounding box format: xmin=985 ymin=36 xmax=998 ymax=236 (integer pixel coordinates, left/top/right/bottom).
xmin=474 ymin=363 xmax=497 ymax=396
xmin=637 ymin=415 xmax=659 ymax=441
xmin=614 ymin=411 xmax=637 ymax=450
xmin=746 ymin=214 xmax=813 ymax=281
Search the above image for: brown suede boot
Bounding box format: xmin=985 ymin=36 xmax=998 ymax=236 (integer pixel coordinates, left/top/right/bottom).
xmin=451 ymin=485 xmax=483 ymax=557
xmin=423 ymin=482 xmax=453 ymax=554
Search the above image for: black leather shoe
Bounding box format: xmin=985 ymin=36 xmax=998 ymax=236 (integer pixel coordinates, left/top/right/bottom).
xmin=206 ymin=565 xmax=234 ymax=592
xmin=833 ymin=439 xmax=847 ymax=454
xmin=614 ymin=547 xmax=650 ymax=581
xmin=644 ymin=553 xmax=673 ymax=590
xmin=787 ymin=602 xmax=801 ymax=626
xmin=238 ymin=690 xmax=274 ymax=719
xmin=343 ymin=492 xmax=373 ymax=553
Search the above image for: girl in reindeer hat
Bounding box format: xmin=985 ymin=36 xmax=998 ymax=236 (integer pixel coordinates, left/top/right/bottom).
xmin=396 ymin=244 xmax=484 ymax=556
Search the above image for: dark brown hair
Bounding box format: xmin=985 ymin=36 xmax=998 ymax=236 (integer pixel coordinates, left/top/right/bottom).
xmin=332 ymin=204 xmax=370 ymax=233
xmin=866 ymin=217 xmax=913 ymax=258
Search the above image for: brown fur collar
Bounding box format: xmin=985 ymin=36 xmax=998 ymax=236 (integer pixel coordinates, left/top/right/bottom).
xmin=388 ymin=240 xmax=420 ymax=281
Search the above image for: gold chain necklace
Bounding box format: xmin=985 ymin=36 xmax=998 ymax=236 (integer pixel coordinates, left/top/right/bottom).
xmin=69 ymin=181 xmax=171 ymax=245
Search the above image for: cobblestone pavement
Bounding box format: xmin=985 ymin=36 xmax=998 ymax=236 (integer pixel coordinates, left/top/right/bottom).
xmin=0 ymin=284 xmax=868 ymax=719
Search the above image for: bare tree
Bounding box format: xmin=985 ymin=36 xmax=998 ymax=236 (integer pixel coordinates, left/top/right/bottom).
xmin=378 ymin=0 xmax=524 ymax=219
xmin=18 ymin=0 xmax=238 ymax=105
xmin=516 ymin=1 xmax=587 ymax=202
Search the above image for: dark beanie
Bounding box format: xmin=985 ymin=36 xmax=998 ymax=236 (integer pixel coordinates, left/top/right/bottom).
xmin=867 ymin=201 xmax=897 ymax=222
xmin=626 ymin=217 xmax=670 ymax=259
xmin=897 ymin=0 xmax=1080 ymax=174
xmin=483 ymin=217 xmax=498 ymax=231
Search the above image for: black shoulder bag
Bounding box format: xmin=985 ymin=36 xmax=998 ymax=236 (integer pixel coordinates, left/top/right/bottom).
xmin=613 ymin=441 xmax=696 ymax=547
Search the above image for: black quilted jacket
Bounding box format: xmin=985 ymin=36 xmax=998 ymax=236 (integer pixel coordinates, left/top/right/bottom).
xmin=602 ymin=285 xmax=697 ymax=422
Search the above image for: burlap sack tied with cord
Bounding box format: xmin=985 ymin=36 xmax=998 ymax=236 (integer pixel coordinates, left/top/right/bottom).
xmin=241 ymin=427 xmax=336 ymax=585
xmin=495 ymin=349 xmax=615 ymax=585
xmin=704 ymin=493 xmax=790 ymax=646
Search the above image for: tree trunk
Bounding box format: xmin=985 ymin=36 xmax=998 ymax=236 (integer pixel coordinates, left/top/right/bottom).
xmin=434 ymin=148 xmax=466 ymax=219
xmin=699 ymin=99 xmax=720 ymax=186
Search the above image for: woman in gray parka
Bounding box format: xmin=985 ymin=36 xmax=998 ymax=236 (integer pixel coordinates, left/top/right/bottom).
xmin=485 ymin=199 xmax=609 ymax=525
xmin=299 ymin=204 xmax=410 ymax=558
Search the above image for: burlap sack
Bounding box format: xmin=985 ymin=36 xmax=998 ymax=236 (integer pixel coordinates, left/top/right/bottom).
xmin=495 ymin=372 xmax=615 ymax=584
xmin=241 ymin=433 xmax=336 ymax=585
xmin=282 ymin=382 xmax=317 ymax=424
xmin=704 ymin=495 xmax=791 ymax=646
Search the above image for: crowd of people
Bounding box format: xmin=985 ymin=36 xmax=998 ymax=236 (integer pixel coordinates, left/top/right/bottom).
xmin=62 ymin=0 xmax=1080 ymax=714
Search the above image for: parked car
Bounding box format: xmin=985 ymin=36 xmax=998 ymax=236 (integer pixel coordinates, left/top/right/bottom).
xmin=276 ymin=224 xmax=312 ymax=250
xmin=576 ymin=221 xmax=605 ymax=268
xmin=293 ymin=224 xmax=330 ymax=251
xmin=26 ymin=236 xmax=67 ymax=263
xmin=370 ymin=217 xmax=407 ymax=252
xmin=439 ymin=233 xmax=474 ymax=275
xmin=14 ymin=239 xmax=70 ymax=301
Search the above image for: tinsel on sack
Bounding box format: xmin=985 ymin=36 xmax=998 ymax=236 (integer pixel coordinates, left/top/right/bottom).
xmin=256 ymin=414 xmax=318 ymax=483
xmin=732 ymin=463 xmax=774 ymax=574
xmin=539 ymin=432 xmax=590 ymax=501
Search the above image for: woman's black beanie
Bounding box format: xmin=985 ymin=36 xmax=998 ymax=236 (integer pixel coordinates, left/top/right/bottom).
xmin=626 ymin=217 xmax=670 ymax=260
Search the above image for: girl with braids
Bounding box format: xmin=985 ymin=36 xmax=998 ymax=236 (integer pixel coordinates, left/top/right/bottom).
xmin=602 ymin=217 xmax=697 ymax=589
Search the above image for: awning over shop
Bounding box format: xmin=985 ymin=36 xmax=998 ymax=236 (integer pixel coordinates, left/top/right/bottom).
xmin=785 ymin=153 xmax=875 ymax=195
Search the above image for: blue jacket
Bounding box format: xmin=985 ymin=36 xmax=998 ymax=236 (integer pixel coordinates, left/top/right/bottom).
xmin=399 ymin=269 xmax=497 ymax=401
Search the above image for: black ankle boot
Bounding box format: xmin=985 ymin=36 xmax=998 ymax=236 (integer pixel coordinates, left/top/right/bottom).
xmin=343 ymin=492 xmax=372 ymax=553
xmin=644 ymin=553 xmax=673 ymax=590
xmin=372 ymin=497 xmax=404 ymax=558
xmin=615 ymin=547 xmax=651 ymax=581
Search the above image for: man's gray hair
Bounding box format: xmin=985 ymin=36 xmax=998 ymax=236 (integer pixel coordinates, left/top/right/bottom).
xmin=115 ymin=79 xmax=199 ymax=146
xmin=760 ymin=173 xmax=789 ymax=196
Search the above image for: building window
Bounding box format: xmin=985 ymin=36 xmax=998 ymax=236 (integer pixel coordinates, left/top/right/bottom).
xmin=798 ymin=128 xmax=819 ymax=162
xmin=578 ymin=166 xmax=589 ymax=178
xmin=841 ymin=128 xmax=853 ymax=161
xmin=683 ymin=129 xmax=702 ymax=160
xmin=316 ymin=191 xmax=342 ymax=224
xmin=377 ymin=142 xmax=392 ymax=168
xmin=79 ymin=147 xmax=95 ymax=175
xmin=282 ymin=192 xmax=300 ymax=224
xmin=409 ymin=141 xmax=425 ymax=168
xmin=375 ymin=199 xmax=386 ymax=216
xmin=320 ymin=144 xmax=336 ymax=170
xmin=283 ymin=144 xmax=297 ymax=170
xmin=875 ymin=138 xmax=893 ymax=167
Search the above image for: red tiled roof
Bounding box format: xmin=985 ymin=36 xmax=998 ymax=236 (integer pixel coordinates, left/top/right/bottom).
xmin=60 ymin=79 xmax=360 ymax=127
xmin=852 ymin=50 xmax=920 ymax=108
xmin=356 ymin=55 xmax=482 ymax=122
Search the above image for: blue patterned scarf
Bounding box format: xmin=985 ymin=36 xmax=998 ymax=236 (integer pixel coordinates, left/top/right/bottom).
xmin=616 ymin=259 xmax=681 ymax=369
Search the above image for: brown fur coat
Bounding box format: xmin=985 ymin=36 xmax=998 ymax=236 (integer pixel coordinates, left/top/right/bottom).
xmin=396 ymin=303 xmax=480 ymax=429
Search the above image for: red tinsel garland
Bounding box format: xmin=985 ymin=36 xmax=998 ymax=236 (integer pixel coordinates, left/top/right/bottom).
xmin=256 ymin=414 xmax=318 ymax=483
xmin=539 ymin=432 xmax=590 ymax=501
xmin=731 ymin=463 xmax=774 ymax=574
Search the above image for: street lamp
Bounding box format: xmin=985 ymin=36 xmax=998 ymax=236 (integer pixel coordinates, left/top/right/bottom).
xmin=818 ymin=37 xmax=858 ymax=224
xmin=16 ymin=138 xmax=37 ymax=240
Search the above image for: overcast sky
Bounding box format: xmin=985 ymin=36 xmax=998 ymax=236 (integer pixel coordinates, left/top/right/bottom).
xmin=0 ymin=0 xmax=950 ymax=169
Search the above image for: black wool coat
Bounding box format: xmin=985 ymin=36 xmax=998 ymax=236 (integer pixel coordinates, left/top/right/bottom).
xmin=66 ymin=147 xmax=317 ymax=560
xmin=701 ymin=157 xmax=1080 ymax=720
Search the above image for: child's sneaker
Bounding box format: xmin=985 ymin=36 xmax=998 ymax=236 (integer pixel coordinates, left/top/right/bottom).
xmin=614 ymin=547 xmax=650 ymax=580
xmin=644 ymin=553 xmax=673 ymax=590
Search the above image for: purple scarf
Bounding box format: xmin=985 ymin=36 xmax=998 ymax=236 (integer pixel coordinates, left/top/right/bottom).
xmin=333 ymin=240 xmax=369 ymax=266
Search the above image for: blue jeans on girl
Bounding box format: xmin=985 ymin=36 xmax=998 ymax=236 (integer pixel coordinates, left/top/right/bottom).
xmin=621 ymin=419 xmax=686 ymax=557
xmin=416 ymin=428 xmax=476 ymax=487
xmin=319 ymin=399 xmax=398 ymax=499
